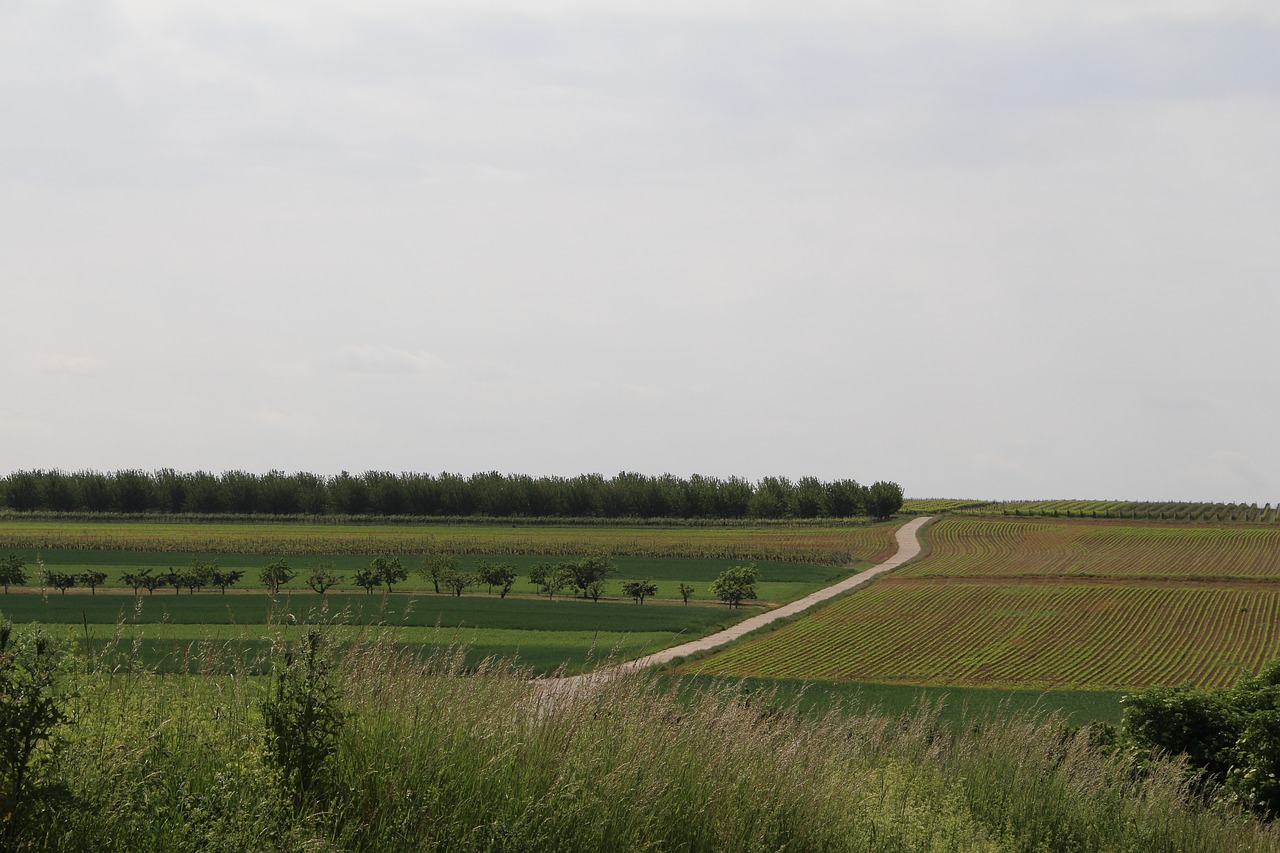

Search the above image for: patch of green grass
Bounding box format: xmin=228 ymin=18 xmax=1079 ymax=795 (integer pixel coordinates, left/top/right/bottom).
xmin=662 ymin=675 xmax=1126 ymax=725
xmin=0 ymin=591 xmax=749 ymax=633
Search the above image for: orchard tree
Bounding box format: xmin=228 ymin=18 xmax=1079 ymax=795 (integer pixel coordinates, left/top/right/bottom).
xmin=529 ymin=562 xmax=571 ymax=600
xmin=622 ymin=579 xmax=658 ymax=604
xmin=159 ymin=569 xmax=182 ymax=595
xmin=260 ymin=559 xmax=296 ymax=595
xmin=442 ymin=570 xmax=477 ymax=597
xmin=0 ymin=554 xmax=28 ymax=593
xmin=306 ymin=566 xmax=343 ymax=596
xmin=566 ymin=556 xmax=618 ymax=601
xmin=476 ymin=561 xmax=517 ymax=597
xmin=353 ymin=567 xmax=380 ymax=595
xmin=419 ymin=553 xmax=457 ymax=594
xmin=709 ymin=564 xmax=758 ymax=609
xmin=141 ymin=572 xmax=165 ymax=595
xmin=78 ymin=570 xmax=108 ymax=596
xmin=372 ymin=557 xmax=407 ymax=593
xmin=43 ymin=571 xmax=76 ymax=596
xmin=209 ymin=567 xmax=245 ymax=594
xmin=122 ymin=569 xmax=152 ymax=596
xmin=677 ymin=583 xmax=694 ymax=605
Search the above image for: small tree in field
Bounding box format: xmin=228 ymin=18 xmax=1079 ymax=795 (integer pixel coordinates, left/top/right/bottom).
xmin=372 ymin=557 xmax=407 ymax=594
xmin=78 ymin=570 xmax=108 ymax=596
xmin=306 ymin=566 xmax=343 ymax=597
xmin=441 ymin=570 xmax=477 ymax=597
xmin=140 ymin=573 xmax=165 ymax=595
xmin=209 ymin=567 xmax=245 ymax=594
xmin=43 ymin=571 xmax=76 ymax=596
xmin=122 ymin=569 xmax=151 ymax=596
xmin=419 ymin=553 xmax=457 ymax=595
xmin=622 ymin=579 xmax=658 ymax=604
xmin=566 ymin=556 xmax=618 ymax=601
xmin=0 ymin=555 xmax=27 ymax=594
xmin=476 ymin=561 xmax=517 ymax=597
xmin=529 ymin=562 xmax=571 ymax=600
xmin=677 ymin=583 xmax=694 ymax=605
xmin=260 ymin=559 xmax=295 ymax=595
xmin=709 ymin=564 xmax=757 ymax=609
xmin=353 ymin=567 xmax=380 ymax=595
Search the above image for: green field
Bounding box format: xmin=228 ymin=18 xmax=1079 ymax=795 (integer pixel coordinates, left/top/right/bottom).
xmin=0 ymin=517 xmax=901 ymax=565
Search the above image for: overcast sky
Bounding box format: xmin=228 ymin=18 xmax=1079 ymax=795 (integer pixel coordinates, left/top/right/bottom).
xmin=2 ymin=0 xmax=1278 ymax=504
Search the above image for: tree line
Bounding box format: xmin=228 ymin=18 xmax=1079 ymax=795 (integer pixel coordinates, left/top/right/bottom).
xmin=0 ymin=552 xmax=759 ymax=608
xmin=0 ymin=469 xmax=904 ymax=520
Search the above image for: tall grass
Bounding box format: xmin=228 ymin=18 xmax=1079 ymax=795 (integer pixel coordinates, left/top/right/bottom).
xmin=10 ymin=632 xmax=1279 ymax=852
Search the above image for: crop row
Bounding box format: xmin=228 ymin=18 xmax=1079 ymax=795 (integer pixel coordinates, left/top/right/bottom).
xmin=0 ymin=519 xmax=900 ymax=566
xmin=685 ymin=580 xmax=1280 ymax=689
xmin=946 ymin=500 xmax=1278 ymax=523
xmin=896 ymin=516 xmax=1280 ymax=580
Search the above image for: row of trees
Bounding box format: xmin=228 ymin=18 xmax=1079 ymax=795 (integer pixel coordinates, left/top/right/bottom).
xmin=0 ymin=469 xmax=904 ymax=520
xmin=0 ymin=554 xmax=761 ymax=607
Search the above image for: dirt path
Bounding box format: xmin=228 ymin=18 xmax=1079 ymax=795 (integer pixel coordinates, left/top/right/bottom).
xmin=535 ymin=516 xmax=932 ymax=697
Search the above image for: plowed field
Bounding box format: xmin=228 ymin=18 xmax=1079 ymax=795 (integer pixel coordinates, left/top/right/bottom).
xmin=683 ymin=516 xmax=1280 ymax=689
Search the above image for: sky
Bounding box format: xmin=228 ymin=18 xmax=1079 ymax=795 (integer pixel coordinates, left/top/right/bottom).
xmin=2 ymin=0 xmax=1278 ymax=504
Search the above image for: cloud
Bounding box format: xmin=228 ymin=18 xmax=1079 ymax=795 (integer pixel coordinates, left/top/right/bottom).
xmin=329 ymin=345 xmax=451 ymax=376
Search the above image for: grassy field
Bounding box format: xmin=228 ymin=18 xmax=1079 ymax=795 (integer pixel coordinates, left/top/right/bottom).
xmin=684 ymin=515 xmax=1280 ymax=690
xmin=0 ymin=517 xmax=901 ymax=565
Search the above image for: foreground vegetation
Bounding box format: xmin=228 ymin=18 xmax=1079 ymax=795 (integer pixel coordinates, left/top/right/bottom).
xmin=3 ymin=627 xmax=1276 ymax=852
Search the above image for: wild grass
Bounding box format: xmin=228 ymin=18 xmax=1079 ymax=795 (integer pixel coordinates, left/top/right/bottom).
xmin=7 ymin=627 xmax=1278 ymax=852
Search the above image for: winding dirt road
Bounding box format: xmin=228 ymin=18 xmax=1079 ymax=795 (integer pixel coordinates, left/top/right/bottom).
xmin=536 ymin=516 xmax=932 ymax=694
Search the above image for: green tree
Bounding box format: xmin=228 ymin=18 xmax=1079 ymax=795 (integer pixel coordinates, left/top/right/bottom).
xmin=529 ymin=562 xmax=571 ymax=600
xmin=121 ymin=568 xmax=152 ymax=596
xmin=419 ymin=553 xmax=457 ymax=595
xmin=442 ymin=570 xmax=477 ymax=597
xmin=305 ymin=566 xmax=343 ymax=596
xmin=0 ymin=555 xmax=27 ymax=594
xmin=141 ymin=572 xmax=165 ymax=595
xmin=622 ymin=579 xmax=658 ymax=604
xmin=353 ymin=567 xmax=380 ymax=595
xmin=709 ymin=564 xmax=757 ymax=609
xmin=677 ymin=582 xmax=695 ymax=605
xmin=476 ymin=561 xmax=518 ymax=597
xmin=371 ymin=557 xmax=407 ymax=593
xmin=43 ymin=571 xmax=76 ymax=596
xmin=865 ymin=481 xmax=904 ymax=520
xmin=209 ymin=567 xmax=245 ymax=594
xmin=78 ymin=570 xmax=108 ymax=596
xmin=565 ymin=556 xmax=618 ymax=601
xmin=260 ymin=559 xmax=296 ymax=595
